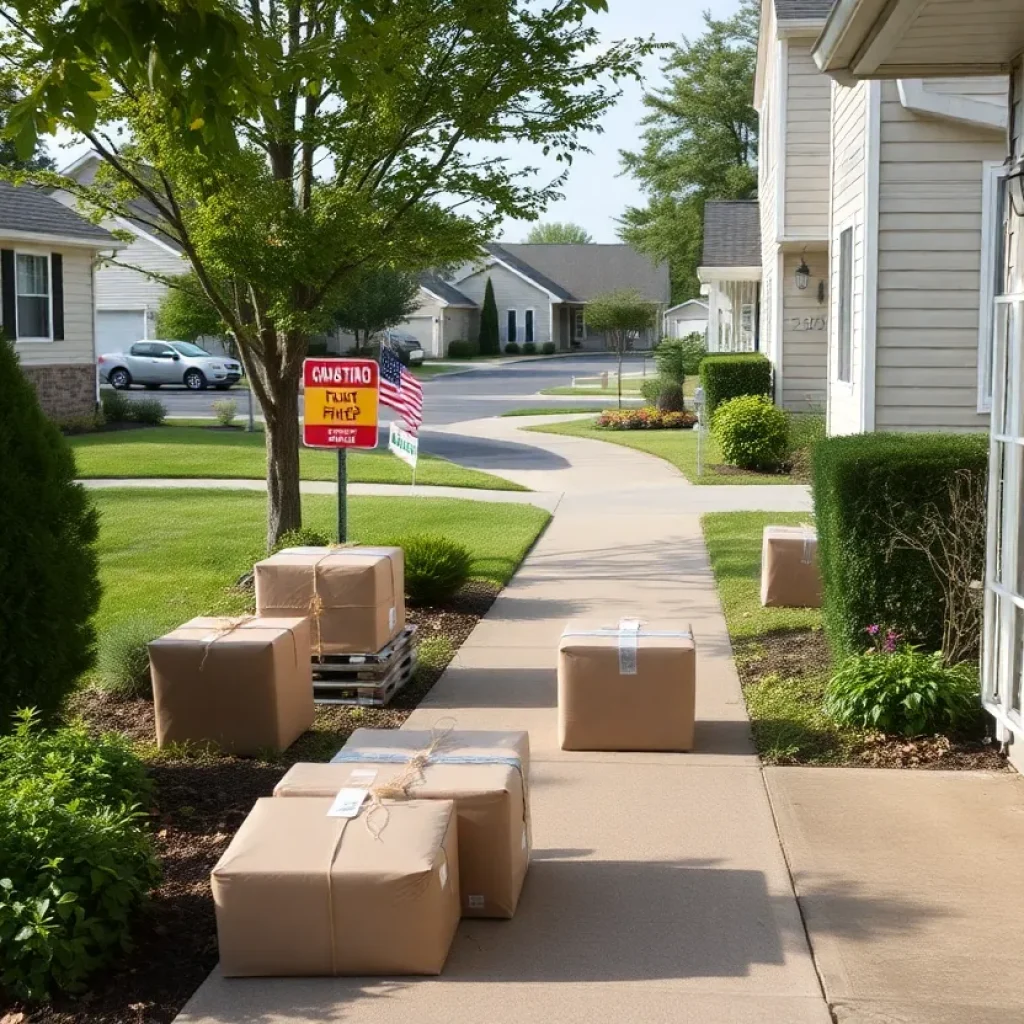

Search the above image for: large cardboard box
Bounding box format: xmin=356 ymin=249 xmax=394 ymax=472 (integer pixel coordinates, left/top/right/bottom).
xmin=760 ymin=526 xmax=822 ymax=609
xmin=255 ymin=546 xmax=405 ymax=656
xmin=148 ymin=616 xmax=313 ymax=754
xmin=275 ymin=728 xmax=531 ymax=919
xmin=212 ymin=797 xmax=459 ymax=977
xmin=558 ymin=620 xmax=696 ymax=752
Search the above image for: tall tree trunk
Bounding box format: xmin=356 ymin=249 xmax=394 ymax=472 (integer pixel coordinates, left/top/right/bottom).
xmin=263 ymin=375 xmax=303 ymax=550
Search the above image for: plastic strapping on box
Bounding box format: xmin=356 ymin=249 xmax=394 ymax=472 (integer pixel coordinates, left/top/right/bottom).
xmin=798 ymin=524 xmax=816 ymax=566
xmin=561 ymin=623 xmax=695 ymax=677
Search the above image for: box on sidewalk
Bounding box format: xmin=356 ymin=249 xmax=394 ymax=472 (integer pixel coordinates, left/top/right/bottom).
xmin=558 ymin=620 xmax=696 ymax=752
xmin=255 ymin=546 xmax=405 ymax=656
xmin=274 ymin=728 xmax=531 ymax=919
xmin=148 ymin=616 xmax=313 ymax=755
xmin=760 ymin=526 xmax=822 ymax=609
xmin=212 ymin=796 xmax=460 ymax=977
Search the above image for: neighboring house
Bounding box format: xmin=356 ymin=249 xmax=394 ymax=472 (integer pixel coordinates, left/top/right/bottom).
xmin=756 ymin=0 xmax=833 ymax=412
xmin=698 ymin=201 xmax=762 ymax=353
xmin=811 ymin=0 xmax=1024 ymax=767
xmin=52 ymin=153 xmax=188 ymax=351
xmin=451 ymin=243 xmax=670 ymax=351
xmin=663 ymin=299 xmax=708 ymax=340
xmin=0 ymin=181 xmax=118 ymax=420
xmin=403 ymin=274 xmax=479 ymax=357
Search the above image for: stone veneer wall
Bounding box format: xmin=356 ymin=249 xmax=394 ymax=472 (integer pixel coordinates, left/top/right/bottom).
xmin=21 ymin=364 xmax=97 ymax=421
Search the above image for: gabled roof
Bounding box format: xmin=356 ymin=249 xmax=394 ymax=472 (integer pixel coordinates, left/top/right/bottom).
xmin=701 ymin=201 xmax=761 ymax=268
xmin=665 ymin=299 xmax=709 ymax=316
xmin=418 ymin=272 xmax=476 ymax=307
xmin=484 ymin=242 xmax=577 ymax=301
xmin=0 ymin=180 xmax=115 ymax=246
xmin=775 ymin=0 xmax=834 ymax=20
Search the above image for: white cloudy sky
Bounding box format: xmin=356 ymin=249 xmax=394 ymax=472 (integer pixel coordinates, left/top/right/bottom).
xmin=48 ymin=0 xmax=742 ymax=244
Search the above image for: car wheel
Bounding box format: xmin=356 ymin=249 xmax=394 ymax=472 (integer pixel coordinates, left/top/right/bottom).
xmin=184 ymin=369 xmax=207 ymax=391
xmin=109 ymin=368 xmax=132 ymax=390
xmin=144 ymin=383 xmax=161 ymax=390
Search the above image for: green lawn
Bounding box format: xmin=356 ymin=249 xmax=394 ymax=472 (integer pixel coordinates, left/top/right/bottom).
xmin=541 ymin=378 xmax=696 ymax=398
xmin=525 ymin=418 xmax=792 ymax=485
xmin=92 ymin=489 xmax=550 ymax=637
xmin=70 ymin=426 xmax=524 ymax=491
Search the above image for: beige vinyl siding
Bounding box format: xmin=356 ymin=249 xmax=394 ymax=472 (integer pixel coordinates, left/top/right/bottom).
xmin=781 ymin=249 xmax=828 ymax=410
xmin=442 ymin=307 xmax=476 ymax=349
xmin=455 ymin=263 xmax=551 ymax=345
xmin=828 ymin=80 xmax=869 ymax=436
xmin=874 ymin=79 xmax=1004 ymax=433
xmin=8 ymin=244 xmax=96 ymax=367
xmin=758 ymin=27 xmax=779 ymax=361
xmin=95 ymin=232 xmax=184 ymax=311
xmin=784 ymin=43 xmax=831 ymax=240
xmin=1009 ymin=59 xmax=1024 ymax=294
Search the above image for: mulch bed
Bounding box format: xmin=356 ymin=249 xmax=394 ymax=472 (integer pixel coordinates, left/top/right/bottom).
xmin=734 ymin=629 xmax=1008 ymax=771
xmin=3 ymin=582 xmax=497 ymax=1024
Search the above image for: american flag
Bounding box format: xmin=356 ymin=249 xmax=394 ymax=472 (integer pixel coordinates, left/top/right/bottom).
xmin=379 ymin=346 xmax=424 ymax=432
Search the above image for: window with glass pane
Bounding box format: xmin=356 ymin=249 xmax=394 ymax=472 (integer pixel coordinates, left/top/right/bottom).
xmin=506 ymin=310 xmax=517 ymax=343
xmin=525 ymin=309 xmax=534 ymax=344
xmin=837 ymin=229 xmax=853 ymax=383
xmin=16 ymin=254 xmax=50 ymax=339
xmin=574 ymin=309 xmax=584 ymax=339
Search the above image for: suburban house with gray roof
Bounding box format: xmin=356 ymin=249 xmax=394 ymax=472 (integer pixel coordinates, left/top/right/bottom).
xmin=698 ymin=200 xmax=762 ymax=353
xmin=0 ymin=180 xmax=119 ymax=420
xmin=396 ymin=274 xmax=479 ymax=357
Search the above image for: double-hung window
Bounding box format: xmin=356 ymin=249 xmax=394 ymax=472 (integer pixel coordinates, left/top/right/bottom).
xmin=837 ymin=228 xmax=853 ymax=383
xmin=506 ymin=309 xmax=517 ymax=343
xmin=16 ymin=253 xmax=51 ymax=340
xmin=524 ymin=309 xmax=535 ymax=345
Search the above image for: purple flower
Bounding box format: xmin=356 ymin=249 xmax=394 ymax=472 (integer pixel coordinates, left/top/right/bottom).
xmin=865 ymin=624 xmax=880 ymax=636
xmin=883 ymin=630 xmax=900 ymax=653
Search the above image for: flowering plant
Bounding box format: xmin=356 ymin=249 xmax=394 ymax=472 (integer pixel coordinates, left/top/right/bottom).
xmin=864 ymin=624 xmax=901 ymax=654
xmin=596 ymin=408 xmax=696 ymax=431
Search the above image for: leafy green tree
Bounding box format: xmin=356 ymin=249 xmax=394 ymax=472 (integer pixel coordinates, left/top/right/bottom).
xmin=333 ymin=269 xmax=422 ymax=355
xmin=478 ymin=277 xmax=500 ymax=356
xmin=584 ymin=289 xmax=657 ymax=408
xmin=0 ymin=87 xmax=53 ymax=170
xmin=619 ymin=0 xmax=759 ymax=301
xmin=0 ymin=339 xmax=100 ymax=730
xmin=1 ymin=0 xmax=650 ymax=548
xmin=155 ymin=273 xmax=224 ymax=341
xmin=525 ymin=221 xmax=593 ymax=244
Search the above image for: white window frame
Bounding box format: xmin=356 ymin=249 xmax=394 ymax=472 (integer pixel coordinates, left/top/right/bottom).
xmin=978 ymin=161 xmax=1008 ymax=413
xmin=524 ymin=307 xmax=535 ymax=345
xmin=573 ymin=308 xmax=585 ymax=340
xmin=14 ymin=250 xmax=53 ymax=343
xmin=506 ymin=308 xmax=518 ymax=344
xmin=836 ymin=226 xmax=854 ymax=385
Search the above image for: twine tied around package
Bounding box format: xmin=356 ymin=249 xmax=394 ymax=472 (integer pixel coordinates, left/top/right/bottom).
xmin=325 ymin=816 xmax=351 ymax=976
xmin=198 ymin=616 xmax=256 ymax=672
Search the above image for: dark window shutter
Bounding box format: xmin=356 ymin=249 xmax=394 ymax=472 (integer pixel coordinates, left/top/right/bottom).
xmin=1 ymin=249 xmax=14 ymax=340
xmin=51 ymin=254 xmax=64 ymax=341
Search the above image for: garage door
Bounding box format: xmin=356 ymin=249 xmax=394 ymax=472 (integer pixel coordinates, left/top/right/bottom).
xmin=97 ymin=310 xmax=146 ymax=355
xmin=402 ymin=316 xmax=438 ymax=356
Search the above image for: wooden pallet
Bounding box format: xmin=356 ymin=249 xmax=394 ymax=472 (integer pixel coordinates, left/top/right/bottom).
xmin=311 ymin=625 xmax=418 ymax=706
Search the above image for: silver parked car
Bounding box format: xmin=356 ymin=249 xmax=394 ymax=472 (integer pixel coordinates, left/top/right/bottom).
xmin=98 ymin=340 xmax=243 ymax=391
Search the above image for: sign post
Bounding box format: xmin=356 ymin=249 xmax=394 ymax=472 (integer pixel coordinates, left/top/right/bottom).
xmin=302 ymin=358 xmax=380 ymax=542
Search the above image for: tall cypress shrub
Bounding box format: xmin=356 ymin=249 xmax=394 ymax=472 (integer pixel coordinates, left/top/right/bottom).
xmin=0 ymin=339 xmax=101 ymax=729
xmin=478 ymin=276 xmax=500 ymax=355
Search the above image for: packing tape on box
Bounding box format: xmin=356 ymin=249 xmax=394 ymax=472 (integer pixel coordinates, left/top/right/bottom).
xmin=561 ymin=622 xmax=695 ymax=677
xmin=798 ymin=524 xmax=817 ymax=565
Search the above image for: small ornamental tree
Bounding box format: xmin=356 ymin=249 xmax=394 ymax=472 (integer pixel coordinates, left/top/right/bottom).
xmin=332 ymin=269 xmax=422 ymax=354
xmin=0 ymin=339 xmax=101 ymax=730
xmin=584 ymin=289 xmax=658 ymax=407
xmin=479 ymin=277 xmax=500 ymax=356
xmin=155 ymin=273 xmax=225 ymax=341
xmin=525 ymin=221 xmax=593 ymax=244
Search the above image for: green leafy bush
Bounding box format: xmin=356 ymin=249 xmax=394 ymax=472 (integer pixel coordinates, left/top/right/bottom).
xmin=0 ymin=340 xmax=100 ymax=731
xmin=212 ymin=398 xmax=238 ymax=427
xmin=640 ymin=378 xmax=661 ymax=405
xmin=273 ymin=527 xmax=332 ymax=553
xmin=678 ymin=333 xmax=707 ymax=375
xmin=100 ymin=388 xmax=135 ymax=423
xmin=713 ymin=395 xmax=789 ymax=471
xmin=824 ymin=637 xmax=979 ymax=737
xmin=656 ymin=380 xmax=685 ymax=413
xmin=655 ymin=336 xmax=703 ymax=383
xmin=541 ymin=342 xmax=556 ymax=355
xmin=812 ymin=433 xmax=988 ymax=660
xmin=97 ymin=618 xmax=162 ymax=698
xmin=699 ymin=353 xmax=772 ymax=420
xmin=400 ymin=535 xmax=472 ymax=605
xmin=504 ymin=342 xmax=520 ymax=354
xmin=788 ymin=410 xmax=826 ymax=478
xmin=521 ymin=341 xmax=537 ymax=355
xmin=57 ymin=411 xmax=105 ymax=435
xmin=447 ymin=339 xmax=478 ymax=359
xmin=130 ymin=398 xmax=167 ymax=426
xmin=0 ymin=712 xmax=158 ymax=1001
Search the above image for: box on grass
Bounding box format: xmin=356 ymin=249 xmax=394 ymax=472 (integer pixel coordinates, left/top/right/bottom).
xmin=212 ymin=796 xmax=459 ymax=977
xmin=760 ymin=525 xmax=822 ymax=609
xmin=558 ymin=619 xmax=696 ymax=752
xmin=148 ymin=616 xmax=313 ymax=755
xmin=275 ymin=728 xmax=531 ymax=919
xmin=255 ymin=546 xmax=405 ymax=656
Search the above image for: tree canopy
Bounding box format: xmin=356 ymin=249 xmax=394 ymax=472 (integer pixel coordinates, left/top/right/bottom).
xmin=618 ymin=0 xmax=759 ymax=301
xmin=155 ymin=274 xmax=225 ymax=342
xmin=525 ymin=221 xmax=593 ymax=244
xmin=332 ymin=269 xmax=421 ymax=354
xmin=584 ymin=288 xmax=657 ymax=406
xmin=0 ymin=0 xmax=652 ymax=546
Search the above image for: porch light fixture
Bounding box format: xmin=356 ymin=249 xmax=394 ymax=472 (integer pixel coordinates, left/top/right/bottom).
xmin=795 ymin=254 xmax=811 ymax=291
xmin=1007 ymin=156 xmax=1024 ymax=218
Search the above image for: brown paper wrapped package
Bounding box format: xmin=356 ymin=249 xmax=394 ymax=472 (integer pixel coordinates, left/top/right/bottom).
xmin=148 ymin=616 xmax=313 ymax=754
xmin=275 ymin=728 xmax=531 ymax=919
xmin=212 ymin=797 xmax=459 ymax=977
xmin=254 ymin=546 xmax=405 ymax=655
xmin=558 ymin=620 xmax=696 ymax=752
xmin=760 ymin=526 xmax=823 ymax=608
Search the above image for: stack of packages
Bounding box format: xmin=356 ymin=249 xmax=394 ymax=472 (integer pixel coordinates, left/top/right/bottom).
xmin=558 ymin=619 xmax=696 ymax=752
xmin=760 ymin=525 xmax=822 ymax=608
xmin=211 ymin=727 xmax=531 ymax=976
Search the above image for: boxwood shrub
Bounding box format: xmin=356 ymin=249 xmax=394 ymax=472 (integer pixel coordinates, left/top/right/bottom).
xmin=811 ymin=432 xmax=988 ymax=660
xmin=698 ymin=353 xmax=772 ymax=420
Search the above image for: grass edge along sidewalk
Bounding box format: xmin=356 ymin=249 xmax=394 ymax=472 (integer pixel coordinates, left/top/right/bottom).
xmin=70 ymin=424 xmax=526 ymax=491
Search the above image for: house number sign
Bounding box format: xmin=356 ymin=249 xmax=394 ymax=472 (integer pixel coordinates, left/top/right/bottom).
xmin=787 ymin=317 xmax=827 ymax=332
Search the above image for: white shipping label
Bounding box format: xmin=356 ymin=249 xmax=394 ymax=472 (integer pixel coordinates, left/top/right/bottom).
xmin=347 ymin=768 xmax=378 ymax=786
xmin=439 ymin=861 xmax=449 ymax=890
xmin=467 ymin=894 xmax=485 ymax=909
xmin=389 ymin=606 xmax=396 ymax=631
xmin=327 ymin=788 xmax=369 ymax=818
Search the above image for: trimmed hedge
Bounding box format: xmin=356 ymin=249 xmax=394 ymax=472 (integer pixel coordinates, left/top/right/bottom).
xmin=698 ymin=353 xmax=772 ymax=420
xmin=811 ymin=432 xmax=988 ymax=660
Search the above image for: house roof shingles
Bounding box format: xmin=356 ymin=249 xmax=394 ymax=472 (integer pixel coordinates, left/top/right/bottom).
xmin=774 ymin=0 xmax=834 ymax=21
xmin=701 ymin=201 xmax=761 ymax=269
xmin=418 ymin=272 xmax=475 ymax=307
xmin=0 ymin=180 xmax=114 ymax=245
xmin=489 ymin=242 xmax=670 ymax=304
